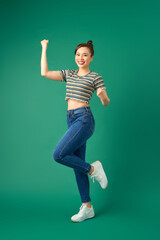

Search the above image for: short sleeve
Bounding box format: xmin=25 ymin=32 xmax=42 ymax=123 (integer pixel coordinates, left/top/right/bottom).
xmin=60 ymin=69 xmax=70 ymax=82
xmin=93 ymin=74 xmax=106 ymax=90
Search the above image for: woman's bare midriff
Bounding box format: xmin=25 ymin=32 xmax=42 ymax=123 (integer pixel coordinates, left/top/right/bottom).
xmin=67 ymin=99 xmax=89 ymax=110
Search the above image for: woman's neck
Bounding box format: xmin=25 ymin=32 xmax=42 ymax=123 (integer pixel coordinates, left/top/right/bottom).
xmin=77 ymin=68 xmax=90 ymax=75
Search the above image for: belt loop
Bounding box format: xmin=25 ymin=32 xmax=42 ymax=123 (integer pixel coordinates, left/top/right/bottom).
xmin=86 ymin=107 xmax=89 ymax=113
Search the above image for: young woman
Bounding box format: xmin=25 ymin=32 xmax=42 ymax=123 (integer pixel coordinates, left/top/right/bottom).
xmin=40 ymin=39 xmax=110 ymax=223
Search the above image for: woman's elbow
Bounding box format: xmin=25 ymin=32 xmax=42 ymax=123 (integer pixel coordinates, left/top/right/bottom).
xmin=41 ymin=72 xmax=46 ymax=77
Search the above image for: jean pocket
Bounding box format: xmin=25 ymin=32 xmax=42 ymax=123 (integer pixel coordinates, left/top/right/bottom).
xmin=82 ymin=113 xmax=94 ymax=132
xmin=89 ymin=115 xmax=95 ymax=134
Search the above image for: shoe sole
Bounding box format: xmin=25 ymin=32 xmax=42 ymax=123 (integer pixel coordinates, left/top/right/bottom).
xmin=97 ymin=160 xmax=108 ymax=189
xmin=71 ymin=215 xmax=95 ymax=223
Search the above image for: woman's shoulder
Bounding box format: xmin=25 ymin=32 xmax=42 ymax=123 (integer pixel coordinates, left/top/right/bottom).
xmin=65 ymin=69 xmax=76 ymax=75
xmin=91 ymin=71 xmax=100 ymax=76
xmin=90 ymin=71 xmax=103 ymax=80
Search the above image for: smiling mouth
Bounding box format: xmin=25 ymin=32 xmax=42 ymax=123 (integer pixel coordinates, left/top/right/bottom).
xmin=78 ymin=61 xmax=85 ymax=65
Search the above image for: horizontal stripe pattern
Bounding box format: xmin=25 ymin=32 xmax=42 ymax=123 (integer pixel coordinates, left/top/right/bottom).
xmin=60 ymin=69 xmax=106 ymax=103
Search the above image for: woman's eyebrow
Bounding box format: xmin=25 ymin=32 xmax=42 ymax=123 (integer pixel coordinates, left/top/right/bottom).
xmin=77 ymin=53 xmax=88 ymax=54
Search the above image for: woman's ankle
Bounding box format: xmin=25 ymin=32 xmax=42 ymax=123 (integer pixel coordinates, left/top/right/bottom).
xmin=89 ymin=165 xmax=94 ymax=175
xmin=83 ymin=202 xmax=92 ymax=208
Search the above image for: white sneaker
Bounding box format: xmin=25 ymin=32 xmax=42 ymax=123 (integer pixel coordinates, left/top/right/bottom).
xmin=71 ymin=203 xmax=95 ymax=222
xmin=90 ymin=160 xmax=108 ymax=189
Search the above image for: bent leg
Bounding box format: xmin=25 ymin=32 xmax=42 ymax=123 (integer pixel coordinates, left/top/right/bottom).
xmin=53 ymin=119 xmax=92 ymax=174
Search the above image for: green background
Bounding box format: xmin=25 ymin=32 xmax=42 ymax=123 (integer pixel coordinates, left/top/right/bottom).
xmin=0 ymin=0 xmax=160 ymax=239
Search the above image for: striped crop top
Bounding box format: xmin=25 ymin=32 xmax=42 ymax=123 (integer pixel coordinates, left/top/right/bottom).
xmin=60 ymin=69 xmax=106 ymax=104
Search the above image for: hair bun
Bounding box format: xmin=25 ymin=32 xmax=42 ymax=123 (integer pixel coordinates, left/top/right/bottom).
xmin=87 ymin=40 xmax=93 ymax=45
xmin=75 ymin=40 xmax=94 ymax=57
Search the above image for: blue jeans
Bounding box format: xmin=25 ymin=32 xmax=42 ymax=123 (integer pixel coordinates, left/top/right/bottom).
xmin=53 ymin=106 xmax=95 ymax=203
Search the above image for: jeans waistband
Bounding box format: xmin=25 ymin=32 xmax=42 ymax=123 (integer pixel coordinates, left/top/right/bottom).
xmin=67 ymin=107 xmax=91 ymax=114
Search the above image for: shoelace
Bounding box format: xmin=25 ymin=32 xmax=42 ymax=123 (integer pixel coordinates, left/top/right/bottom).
xmin=90 ymin=166 xmax=96 ymax=183
xmin=90 ymin=167 xmax=103 ymax=183
xmin=79 ymin=203 xmax=85 ymax=211
xmin=90 ymin=175 xmax=95 ymax=183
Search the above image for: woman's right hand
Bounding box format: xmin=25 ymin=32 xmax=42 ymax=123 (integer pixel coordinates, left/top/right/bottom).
xmin=41 ymin=39 xmax=49 ymax=50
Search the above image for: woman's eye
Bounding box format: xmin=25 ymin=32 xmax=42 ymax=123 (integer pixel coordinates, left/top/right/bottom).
xmin=76 ymin=54 xmax=87 ymax=56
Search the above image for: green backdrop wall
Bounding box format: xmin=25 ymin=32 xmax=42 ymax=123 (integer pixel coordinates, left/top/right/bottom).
xmin=0 ymin=0 xmax=160 ymax=239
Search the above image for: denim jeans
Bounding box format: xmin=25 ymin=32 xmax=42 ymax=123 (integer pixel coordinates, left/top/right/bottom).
xmin=53 ymin=106 xmax=95 ymax=203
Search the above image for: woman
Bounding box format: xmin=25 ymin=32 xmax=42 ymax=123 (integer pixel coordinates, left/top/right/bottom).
xmin=40 ymin=39 xmax=110 ymax=222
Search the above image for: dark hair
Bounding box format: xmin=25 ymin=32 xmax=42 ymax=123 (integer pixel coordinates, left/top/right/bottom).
xmin=75 ymin=40 xmax=94 ymax=57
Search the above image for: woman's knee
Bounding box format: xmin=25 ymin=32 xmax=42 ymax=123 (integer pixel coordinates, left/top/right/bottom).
xmin=53 ymin=148 xmax=61 ymax=162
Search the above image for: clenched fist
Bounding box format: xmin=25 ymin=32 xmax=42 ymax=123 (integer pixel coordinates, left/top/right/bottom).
xmin=41 ymin=39 xmax=49 ymax=50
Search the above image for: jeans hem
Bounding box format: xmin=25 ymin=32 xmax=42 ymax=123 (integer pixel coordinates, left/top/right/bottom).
xmin=86 ymin=164 xmax=91 ymax=173
xmin=82 ymin=199 xmax=91 ymax=203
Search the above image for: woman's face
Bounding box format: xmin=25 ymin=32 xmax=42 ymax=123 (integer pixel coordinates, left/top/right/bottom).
xmin=75 ymin=47 xmax=93 ymax=69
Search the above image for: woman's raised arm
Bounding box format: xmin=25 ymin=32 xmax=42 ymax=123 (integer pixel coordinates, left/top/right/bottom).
xmin=40 ymin=39 xmax=63 ymax=81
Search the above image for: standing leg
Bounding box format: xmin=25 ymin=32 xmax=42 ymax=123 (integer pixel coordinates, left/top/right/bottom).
xmin=73 ymin=142 xmax=91 ymax=203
